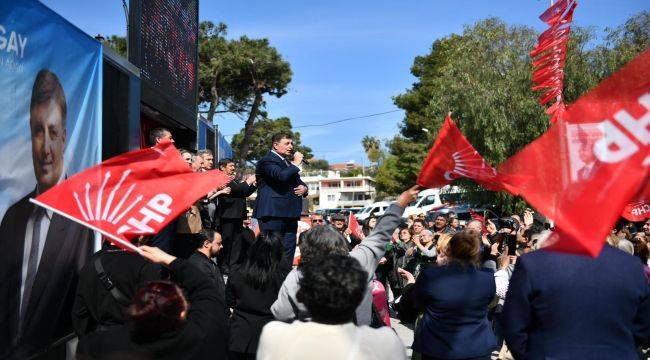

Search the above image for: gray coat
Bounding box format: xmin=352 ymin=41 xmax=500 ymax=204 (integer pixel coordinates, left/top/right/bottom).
xmin=271 ymin=203 xmax=405 ymax=325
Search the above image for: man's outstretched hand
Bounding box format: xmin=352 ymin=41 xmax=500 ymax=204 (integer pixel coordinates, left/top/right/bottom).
xmin=139 ymin=245 xmax=177 ymax=266
xmin=396 ymin=186 xmax=420 ymax=208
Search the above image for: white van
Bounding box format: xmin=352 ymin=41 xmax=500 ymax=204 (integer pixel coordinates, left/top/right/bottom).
xmin=356 ymin=201 xmax=391 ymax=221
xmin=403 ymin=189 xmax=443 ymax=218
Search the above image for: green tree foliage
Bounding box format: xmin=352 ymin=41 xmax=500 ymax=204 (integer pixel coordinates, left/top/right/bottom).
xmin=231 ymin=117 xmax=312 ymax=164
xmin=102 ymin=35 xmax=127 ymax=57
xmin=198 ymin=21 xmax=292 ymax=166
xmin=361 ymin=135 xmax=383 ymax=164
xmin=379 ymin=14 xmax=649 ymax=212
xmin=306 ymin=159 xmax=330 ymax=171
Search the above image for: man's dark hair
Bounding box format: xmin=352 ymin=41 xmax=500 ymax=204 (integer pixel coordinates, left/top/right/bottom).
xmin=148 ymin=127 xmax=170 ymax=147
xmin=297 ymin=254 xmax=368 ymax=324
xmin=193 ymin=229 xmax=215 ymax=249
xmin=31 ymin=69 xmax=67 ymax=127
xmin=435 ymin=214 xmax=449 ymax=222
xmin=271 ymin=132 xmax=292 ymax=144
xmin=218 ymin=158 xmax=234 ymax=170
xmin=298 ymin=225 xmax=349 ymax=267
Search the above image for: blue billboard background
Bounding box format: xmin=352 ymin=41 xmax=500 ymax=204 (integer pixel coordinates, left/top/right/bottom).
xmin=0 ymin=0 xmax=102 ymax=220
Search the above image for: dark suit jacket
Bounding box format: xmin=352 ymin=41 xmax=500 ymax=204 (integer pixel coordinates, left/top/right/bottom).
xmin=502 ymin=245 xmax=650 ymax=360
xmin=217 ymin=179 xmax=256 ymax=220
xmin=76 ymin=259 xmax=229 ymax=360
xmin=406 ymin=262 xmax=497 ymax=358
xmin=253 ymin=151 xmax=307 ymax=219
xmin=72 ymin=244 xmax=160 ymax=336
xmin=0 ymin=191 xmax=93 ymax=359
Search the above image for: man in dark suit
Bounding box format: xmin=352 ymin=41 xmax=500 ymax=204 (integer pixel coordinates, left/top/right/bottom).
xmin=188 ymin=229 xmax=226 ymax=298
xmin=502 ymin=244 xmax=650 ymax=359
xmin=0 ymin=69 xmax=93 ymax=359
xmin=254 ymin=132 xmax=308 ymax=264
xmin=216 ymin=158 xmax=256 ymax=274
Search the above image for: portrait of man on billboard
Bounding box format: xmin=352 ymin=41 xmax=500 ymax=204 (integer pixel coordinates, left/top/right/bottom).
xmin=0 ymin=69 xmax=93 ymax=359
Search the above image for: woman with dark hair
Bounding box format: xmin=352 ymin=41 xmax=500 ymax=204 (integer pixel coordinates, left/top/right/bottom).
xmin=258 ymin=255 xmax=406 ymax=359
xmin=76 ymin=246 xmax=229 ymax=360
xmin=362 ymin=216 xmax=377 ymax=237
xmin=398 ymin=229 xmax=497 ymax=360
xmin=271 ymin=186 xmax=420 ymax=326
xmin=226 ymin=232 xmax=289 ymax=359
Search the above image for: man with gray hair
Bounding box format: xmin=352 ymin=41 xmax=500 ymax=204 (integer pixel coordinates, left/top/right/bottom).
xmin=197 ymin=149 xmax=213 ymax=170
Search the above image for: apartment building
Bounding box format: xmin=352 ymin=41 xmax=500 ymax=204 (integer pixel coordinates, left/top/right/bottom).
xmin=301 ymin=170 xmax=376 ymax=210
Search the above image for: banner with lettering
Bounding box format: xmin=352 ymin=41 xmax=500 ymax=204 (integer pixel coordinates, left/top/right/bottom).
xmin=0 ymin=0 xmax=102 ymax=357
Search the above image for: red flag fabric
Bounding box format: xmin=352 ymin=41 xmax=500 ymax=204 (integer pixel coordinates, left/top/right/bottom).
xmin=348 ymin=212 xmax=365 ymax=240
xmin=468 ymin=209 xmax=489 ymax=234
xmin=531 ymin=0 xmax=577 ymax=122
xmin=622 ymin=200 xmax=650 ymax=222
xmin=417 ymin=114 xmax=518 ymax=193
xmin=31 ymin=141 xmax=231 ymax=251
xmin=498 ymin=49 xmax=650 ymax=257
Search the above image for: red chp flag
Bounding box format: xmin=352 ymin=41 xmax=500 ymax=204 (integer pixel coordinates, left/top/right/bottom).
xmin=531 ymin=0 xmax=577 ymax=122
xmin=348 ymin=213 xmax=365 ymax=240
xmin=622 ymin=200 xmax=650 ymax=222
xmin=31 ymin=141 xmax=231 ymax=251
xmin=417 ymin=114 xmax=518 ymax=193
xmin=469 ymin=209 xmax=488 ymax=234
xmin=622 ymin=185 xmax=650 ymax=222
xmin=498 ymin=49 xmax=650 ymax=257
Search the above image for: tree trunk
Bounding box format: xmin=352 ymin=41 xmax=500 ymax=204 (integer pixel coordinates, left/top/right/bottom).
xmin=237 ymin=90 xmax=263 ymax=167
xmin=206 ymin=80 xmax=220 ymax=124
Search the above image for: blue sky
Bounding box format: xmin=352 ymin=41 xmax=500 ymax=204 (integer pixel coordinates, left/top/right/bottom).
xmin=42 ymin=0 xmax=647 ymax=164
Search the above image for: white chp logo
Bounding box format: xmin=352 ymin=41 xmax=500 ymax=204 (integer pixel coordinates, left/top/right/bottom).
xmin=594 ymin=93 xmax=650 ymax=166
xmin=443 ymin=146 xmax=498 ymax=181
xmin=73 ymin=170 xmax=173 ymax=235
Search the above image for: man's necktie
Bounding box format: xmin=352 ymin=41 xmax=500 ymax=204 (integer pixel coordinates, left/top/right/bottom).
xmin=19 ymin=208 xmax=45 ymax=336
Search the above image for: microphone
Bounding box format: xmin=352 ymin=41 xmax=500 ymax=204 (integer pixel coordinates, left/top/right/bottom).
xmin=291 ymin=150 xmax=310 ymax=165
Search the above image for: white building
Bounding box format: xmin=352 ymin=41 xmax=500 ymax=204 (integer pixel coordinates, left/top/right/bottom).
xmin=302 ymin=170 xmax=376 ymax=210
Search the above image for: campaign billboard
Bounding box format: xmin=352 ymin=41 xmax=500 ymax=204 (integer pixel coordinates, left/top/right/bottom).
xmin=0 ymin=0 xmax=102 ymax=358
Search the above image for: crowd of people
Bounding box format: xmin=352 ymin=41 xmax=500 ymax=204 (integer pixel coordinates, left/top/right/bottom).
xmin=70 ymin=127 xmax=650 ymax=360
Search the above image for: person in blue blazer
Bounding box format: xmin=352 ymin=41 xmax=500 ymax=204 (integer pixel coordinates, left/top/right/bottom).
xmin=398 ymin=229 xmax=498 ymax=360
xmin=502 ymin=244 xmax=650 ymax=360
xmin=254 ymin=132 xmax=308 ymax=264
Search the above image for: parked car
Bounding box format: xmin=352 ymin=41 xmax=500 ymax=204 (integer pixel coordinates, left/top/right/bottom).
xmin=356 ymin=201 xmax=391 ymax=221
xmin=426 ymin=205 xmax=499 ymax=227
xmin=347 ymin=207 xmax=364 ymax=215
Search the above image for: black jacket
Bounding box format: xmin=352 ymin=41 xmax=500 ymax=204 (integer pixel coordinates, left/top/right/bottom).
xmin=226 ymin=263 xmax=289 ymax=354
xmin=76 ymin=259 xmax=229 ymax=360
xmin=187 ymin=251 xmax=226 ymax=298
xmin=73 ymin=244 xmax=161 ymax=336
xmin=218 ymin=179 xmax=256 ymax=220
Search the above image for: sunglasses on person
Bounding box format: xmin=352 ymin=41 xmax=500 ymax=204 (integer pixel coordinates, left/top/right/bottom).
xmin=312 ymin=219 xmax=325 ymax=223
